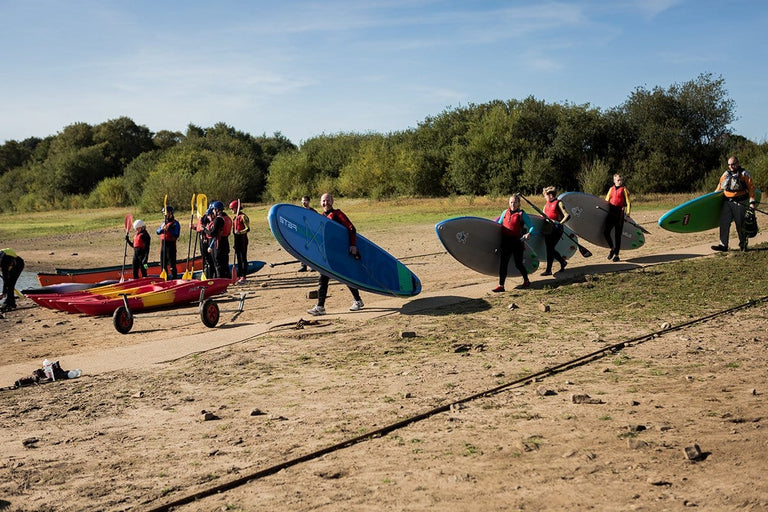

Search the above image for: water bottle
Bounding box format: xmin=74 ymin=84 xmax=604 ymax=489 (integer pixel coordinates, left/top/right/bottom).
xmin=42 ymin=359 xmax=55 ymax=381
xmin=67 ymin=369 xmax=82 ymax=379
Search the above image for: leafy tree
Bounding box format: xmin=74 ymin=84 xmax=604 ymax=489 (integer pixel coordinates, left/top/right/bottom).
xmin=265 ymin=150 xmax=316 ymax=201
xmin=338 ymin=135 xmax=418 ymax=198
xmin=621 ymin=73 xmax=735 ymax=192
xmin=93 ymin=117 xmax=154 ymax=177
xmin=123 ymin=150 xmax=163 ymax=205
xmin=153 ymin=130 xmax=184 ymax=150
xmin=0 ymin=137 xmax=42 ymax=174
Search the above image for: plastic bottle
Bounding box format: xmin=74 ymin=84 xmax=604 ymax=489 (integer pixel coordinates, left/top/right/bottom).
xmin=67 ymin=369 xmax=82 ymax=379
xmin=42 ymin=359 xmax=55 ymax=381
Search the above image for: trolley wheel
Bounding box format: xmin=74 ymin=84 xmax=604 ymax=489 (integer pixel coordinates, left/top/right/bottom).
xmin=113 ymin=306 xmax=134 ymax=334
xmin=200 ymin=299 xmax=220 ymax=328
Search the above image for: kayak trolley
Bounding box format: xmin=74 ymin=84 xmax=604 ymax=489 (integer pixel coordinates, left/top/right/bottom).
xmin=112 ymin=290 xmax=247 ymax=334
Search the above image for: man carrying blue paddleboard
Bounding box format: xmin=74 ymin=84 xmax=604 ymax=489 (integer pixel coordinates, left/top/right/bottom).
xmin=712 ymin=156 xmax=757 ymax=252
xmin=307 ymin=193 xmax=365 ymax=315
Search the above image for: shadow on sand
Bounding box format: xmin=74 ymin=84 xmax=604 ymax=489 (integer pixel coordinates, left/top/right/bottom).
xmin=401 ymin=296 xmax=492 ymax=316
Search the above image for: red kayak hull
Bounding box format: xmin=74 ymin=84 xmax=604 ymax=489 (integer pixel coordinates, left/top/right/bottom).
xmin=30 ymin=278 xmax=167 ymax=313
xmin=37 ymin=256 xmax=204 ymax=286
xmin=71 ymin=278 xmax=231 ymax=316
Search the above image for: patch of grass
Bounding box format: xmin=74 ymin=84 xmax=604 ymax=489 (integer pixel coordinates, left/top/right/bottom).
xmin=463 ymin=443 xmax=481 ymax=456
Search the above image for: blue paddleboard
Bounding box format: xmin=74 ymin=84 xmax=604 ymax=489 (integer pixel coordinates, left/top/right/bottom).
xmin=267 ymin=204 xmax=421 ymax=297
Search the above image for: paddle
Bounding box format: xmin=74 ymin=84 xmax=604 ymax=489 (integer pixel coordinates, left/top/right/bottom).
xmin=595 ymin=205 xmax=650 ymax=234
xmin=160 ymin=194 xmax=168 ymax=280
xmin=196 ymin=194 xmax=208 ymax=280
xmin=231 ymin=199 xmax=240 ymax=284
xmin=120 ymin=213 xmax=133 ymax=283
xmin=182 ymin=193 xmax=196 ymax=280
xmin=269 ymin=260 xmax=300 ymax=268
xmin=520 ymin=195 xmax=592 ymax=258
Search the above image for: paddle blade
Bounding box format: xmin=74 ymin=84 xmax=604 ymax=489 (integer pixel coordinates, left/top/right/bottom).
xmin=197 ymin=194 xmax=208 ymax=217
xmin=160 ymin=269 xmax=167 ymax=281
xmin=125 ymin=214 xmax=133 ymax=233
xmin=182 ymin=268 xmax=192 ymax=280
xmin=577 ymin=244 xmax=592 ymax=258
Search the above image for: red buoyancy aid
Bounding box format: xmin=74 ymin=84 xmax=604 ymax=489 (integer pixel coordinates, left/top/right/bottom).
xmin=607 ymin=186 xmax=627 ymax=208
xmin=233 ymin=213 xmax=249 ymax=234
xmin=544 ymin=199 xmax=563 ymax=222
xmin=206 ymin=214 xmax=232 ymax=245
xmin=501 ymin=209 xmax=525 ymax=237
xmin=133 ymin=229 xmax=149 ymax=249
xmin=221 ymin=214 xmax=233 ymax=237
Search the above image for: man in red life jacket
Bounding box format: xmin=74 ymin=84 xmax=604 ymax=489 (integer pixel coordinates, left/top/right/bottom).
xmin=306 ymin=193 xmax=364 ymax=315
xmin=204 ymin=201 xmax=232 ymax=278
xmin=712 ymin=156 xmax=757 ymax=252
xmin=541 ymin=186 xmax=570 ymax=275
xmin=126 ymin=219 xmax=151 ymax=278
xmin=157 ymin=205 xmax=181 ymax=279
xmin=229 ymin=200 xmax=250 ymax=284
xmin=604 ymin=174 xmax=630 ymax=262
xmin=493 ymin=194 xmax=535 ymax=292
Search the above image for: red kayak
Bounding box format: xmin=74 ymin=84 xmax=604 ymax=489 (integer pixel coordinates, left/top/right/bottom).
xmin=37 ymin=256 xmax=204 ymax=286
xmin=70 ymin=278 xmax=231 ymax=316
xmin=28 ymin=277 xmax=166 ymax=313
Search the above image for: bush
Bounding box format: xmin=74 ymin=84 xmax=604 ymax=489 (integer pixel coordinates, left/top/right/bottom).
xmin=87 ymin=176 xmax=129 ymax=208
xmin=578 ymin=159 xmax=611 ymax=195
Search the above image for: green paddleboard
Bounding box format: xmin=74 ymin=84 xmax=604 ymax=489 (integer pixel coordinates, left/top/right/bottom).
xmin=658 ymin=190 xmax=762 ymax=233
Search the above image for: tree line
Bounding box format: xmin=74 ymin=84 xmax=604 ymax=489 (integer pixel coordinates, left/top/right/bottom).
xmin=1 ymin=73 xmax=766 ymax=214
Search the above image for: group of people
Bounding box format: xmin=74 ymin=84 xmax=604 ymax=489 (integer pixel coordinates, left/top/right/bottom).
xmin=126 ymin=199 xmax=251 ymax=283
xmin=1 ymin=157 xmax=759 ymax=314
xmin=493 ymin=156 xmax=757 ymax=292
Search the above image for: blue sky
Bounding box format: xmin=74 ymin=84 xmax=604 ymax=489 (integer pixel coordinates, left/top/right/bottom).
xmin=1 ymin=0 xmax=767 ymax=145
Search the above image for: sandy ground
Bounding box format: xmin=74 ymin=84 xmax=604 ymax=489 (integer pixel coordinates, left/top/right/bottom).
xmin=1 ymin=208 xmax=767 ymax=512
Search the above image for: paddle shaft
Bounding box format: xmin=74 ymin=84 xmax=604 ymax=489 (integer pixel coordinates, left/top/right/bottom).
xmin=520 ymin=195 xmax=592 ymax=258
xmin=595 ymin=205 xmax=650 ymax=234
xmin=121 ymin=214 xmax=133 ymax=282
xmin=269 ymin=260 xmax=300 ymax=268
xmin=232 ymin=199 xmax=241 ymax=282
xmin=160 ymin=195 xmax=168 ymax=280
xmin=185 ymin=194 xmax=195 ymax=275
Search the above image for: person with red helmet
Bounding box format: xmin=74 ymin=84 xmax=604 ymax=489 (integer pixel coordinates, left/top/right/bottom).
xmin=229 ymin=199 xmax=250 ymax=284
xmin=126 ymin=219 xmax=151 ymax=278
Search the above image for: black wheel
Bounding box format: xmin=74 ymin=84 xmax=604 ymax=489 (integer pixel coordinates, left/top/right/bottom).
xmin=200 ymin=299 xmax=220 ymax=328
xmin=113 ymin=306 xmax=134 ymax=334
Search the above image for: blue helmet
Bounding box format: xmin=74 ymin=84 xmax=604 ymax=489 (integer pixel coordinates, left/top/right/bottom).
xmin=211 ymin=201 xmax=225 ymax=211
